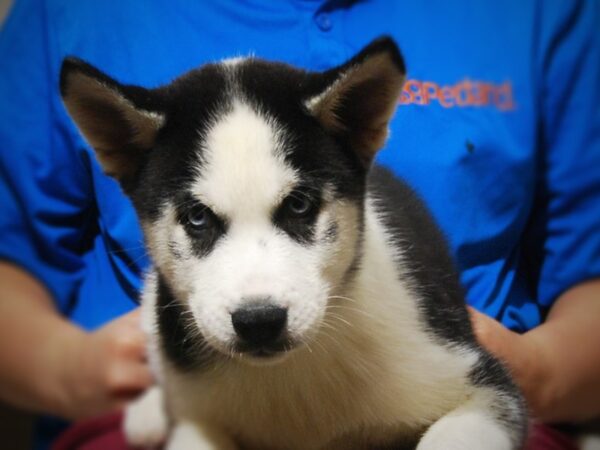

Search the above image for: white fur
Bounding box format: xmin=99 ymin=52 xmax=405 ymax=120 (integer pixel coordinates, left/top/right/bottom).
xmin=580 ymin=434 xmax=600 ymax=450
xmin=167 ymin=422 xmax=236 ymax=450
xmin=416 ymin=390 xmax=513 ymax=450
xmin=128 ymin=99 xmax=521 ymax=449
xmin=131 ymin=198 xmax=501 ymax=449
xmin=304 ymin=68 xmax=351 ymax=113
xmin=124 ymin=386 xmax=168 ymax=447
xmin=145 ymin=101 xmax=339 ymax=355
xmin=221 ymin=56 xmax=247 ymax=67
xmin=193 ymin=100 xmax=296 ymax=217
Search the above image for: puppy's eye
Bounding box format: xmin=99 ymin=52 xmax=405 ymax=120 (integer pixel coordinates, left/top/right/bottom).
xmin=187 ymin=205 xmax=210 ymax=229
xmin=284 ymin=194 xmax=314 ymax=218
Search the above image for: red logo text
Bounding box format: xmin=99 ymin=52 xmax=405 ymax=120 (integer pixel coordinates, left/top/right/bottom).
xmin=400 ymin=79 xmax=516 ymax=111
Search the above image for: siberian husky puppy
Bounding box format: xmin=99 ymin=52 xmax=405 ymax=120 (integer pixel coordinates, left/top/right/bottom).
xmin=60 ymin=37 xmax=527 ymax=450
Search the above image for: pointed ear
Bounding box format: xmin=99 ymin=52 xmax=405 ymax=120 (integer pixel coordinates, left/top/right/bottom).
xmin=305 ymin=37 xmax=406 ymax=166
xmin=60 ymin=57 xmax=165 ymax=184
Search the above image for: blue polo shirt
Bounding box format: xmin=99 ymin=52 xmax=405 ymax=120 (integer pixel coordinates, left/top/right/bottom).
xmin=1 ymin=0 xmax=599 ymax=446
xmin=2 ymin=0 xmax=600 ymax=331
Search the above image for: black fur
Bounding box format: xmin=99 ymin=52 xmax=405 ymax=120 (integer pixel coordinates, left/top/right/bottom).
xmin=323 ymin=221 xmax=339 ymax=243
xmin=60 ymin=57 xmax=163 ymax=114
xmin=369 ymin=165 xmax=526 ymax=445
xmin=367 ymin=165 xmax=474 ymax=346
xmin=333 ymin=36 xmax=406 ymax=79
xmin=60 ymin=58 xmax=233 ymax=220
xmin=156 ymin=274 xmax=219 ymax=372
xmin=235 ymin=59 xmax=367 ymax=204
xmin=61 ymin=38 xmax=402 ymax=220
xmin=468 ymin=353 xmax=527 ymax=443
xmin=61 ymin=38 xmax=526 ymax=447
xmin=61 ymin=57 xmax=171 ymax=189
xmin=272 ymin=188 xmax=322 ymax=245
xmin=174 ymin=192 xmax=228 ymax=258
xmin=130 ymin=65 xmax=232 ymax=222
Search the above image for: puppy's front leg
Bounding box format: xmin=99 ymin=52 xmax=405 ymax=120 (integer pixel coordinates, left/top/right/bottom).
xmin=416 ymin=389 xmax=525 ymax=450
xmin=167 ymin=421 xmax=237 ymax=450
xmin=124 ymin=385 xmax=169 ymax=447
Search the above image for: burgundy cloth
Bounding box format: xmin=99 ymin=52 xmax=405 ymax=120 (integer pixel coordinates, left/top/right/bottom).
xmin=526 ymin=422 xmax=579 ymax=450
xmin=51 ymin=412 xmax=131 ymax=450
xmin=52 ymin=413 xmax=579 ymax=450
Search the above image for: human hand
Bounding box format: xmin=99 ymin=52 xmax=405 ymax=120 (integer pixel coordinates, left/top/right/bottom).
xmin=468 ymin=307 xmax=549 ymax=417
xmin=58 ymin=308 xmax=153 ymax=420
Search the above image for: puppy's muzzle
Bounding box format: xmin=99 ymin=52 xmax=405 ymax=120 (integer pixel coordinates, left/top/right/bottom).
xmin=231 ymin=302 xmax=288 ymax=355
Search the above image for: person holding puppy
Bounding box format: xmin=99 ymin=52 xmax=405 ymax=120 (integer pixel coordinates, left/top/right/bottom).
xmin=0 ymin=0 xmax=599 ymax=448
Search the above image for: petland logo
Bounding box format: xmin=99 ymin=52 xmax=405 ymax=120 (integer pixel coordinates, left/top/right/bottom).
xmin=400 ymin=78 xmax=516 ymax=111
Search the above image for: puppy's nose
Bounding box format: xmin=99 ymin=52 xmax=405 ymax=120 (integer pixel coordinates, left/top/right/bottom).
xmin=231 ymin=304 xmax=288 ymax=347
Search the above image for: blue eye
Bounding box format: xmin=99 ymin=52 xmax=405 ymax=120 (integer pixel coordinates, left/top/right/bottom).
xmin=187 ymin=206 xmax=209 ymax=229
xmin=285 ymin=194 xmax=313 ymax=217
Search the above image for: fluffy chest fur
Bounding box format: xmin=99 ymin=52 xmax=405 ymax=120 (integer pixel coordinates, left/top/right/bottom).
xmin=141 ymin=198 xmax=477 ymax=449
xmin=60 ymin=37 xmax=527 ymax=449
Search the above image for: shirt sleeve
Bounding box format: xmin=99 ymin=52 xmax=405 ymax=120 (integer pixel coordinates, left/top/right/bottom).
xmin=524 ymin=0 xmax=600 ymax=308
xmin=0 ymin=0 xmax=95 ymax=312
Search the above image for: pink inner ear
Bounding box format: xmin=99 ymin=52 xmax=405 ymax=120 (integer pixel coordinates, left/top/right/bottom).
xmin=306 ymin=51 xmax=405 ymax=165
xmin=62 ymin=72 xmax=163 ymax=181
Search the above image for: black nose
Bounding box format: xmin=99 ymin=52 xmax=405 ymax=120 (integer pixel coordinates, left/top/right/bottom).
xmin=231 ymin=304 xmax=288 ymax=348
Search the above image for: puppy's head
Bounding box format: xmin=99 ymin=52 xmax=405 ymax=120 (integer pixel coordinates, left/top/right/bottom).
xmin=60 ymin=37 xmax=405 ymax=364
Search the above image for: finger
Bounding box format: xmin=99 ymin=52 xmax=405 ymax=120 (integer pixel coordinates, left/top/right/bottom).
xmin=466 ymin=306 xmax=477 ymax=315
xmin=126 ymin=327 xmax=148 ymax=352
xmin=122 ymin=361 xmax=155 ymax=391
xmin=111 ymin=309 xmax=142 ymax=331
xmin=112 ymin=327 xmax=148 ymax=360
xmin=104 ymin=396 xmax=143 ymax=416
xmin=121 ymin=308 xmax=142 ymax=325
xmin=467 ymin=306 xmax=488 ymax=321
xmin=114 ymin=388 xmax=150 ymax=404
xmin=134 ymin=362 xmax=154 ymax=387
xmin=77 ymin=399 xmax=126 ymax=421
xmin=472 ymin=318 xmax=517 ymax=364
xmin=467 ymin=310 xmax=504 ymax=354
xmin=467 ymin=307 xmax=487 ymax=334
xmin=105 ymin=359 xmax=153 ymax=394
xmin=467 ymin=307 xmax=500 ymax=333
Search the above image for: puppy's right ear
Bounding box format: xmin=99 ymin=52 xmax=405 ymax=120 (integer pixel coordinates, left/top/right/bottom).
xmin=305 ymin=37 xmax=405 ymax=167
xmin=60 ymin=58 xmax=165 ymax=186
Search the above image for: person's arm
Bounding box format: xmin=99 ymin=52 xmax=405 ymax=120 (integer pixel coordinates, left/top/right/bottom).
xmin=470 ymin=278 xmax=600 ymax=423
xmin=0 ymin=262 xmax=152 ymax=420
xmin=474 ymin=0 xmax=600 ymax=424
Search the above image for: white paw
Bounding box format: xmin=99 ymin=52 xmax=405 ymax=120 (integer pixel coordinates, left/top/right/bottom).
xmin=167 ymin=422 xmax=237 ymax=450
xmin=166 ymin=423 xmax=212 ymax=450
xmin=124 ymin=386 xmax=169 ymax=448
xmin=417 ymin=410 xmax=512 ymax=450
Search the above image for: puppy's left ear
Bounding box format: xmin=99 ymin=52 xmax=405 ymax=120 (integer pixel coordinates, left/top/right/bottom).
xmin=60 ymin=58 xmax=165 ymax=187
xmin=305 ymin=37 xmax=405 ymax=166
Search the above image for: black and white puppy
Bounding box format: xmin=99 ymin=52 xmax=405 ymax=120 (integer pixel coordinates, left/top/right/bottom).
xmin=60 ymin=37 xmax=527 ymax=450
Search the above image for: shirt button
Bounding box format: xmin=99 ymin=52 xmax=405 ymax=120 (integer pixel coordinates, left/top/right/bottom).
xmin=315 ymin=12 xmax=333 ymax=31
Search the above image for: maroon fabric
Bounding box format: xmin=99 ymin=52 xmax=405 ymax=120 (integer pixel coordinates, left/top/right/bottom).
xmin=51 ymin=412 xmax=132 ymax=450
xmin=52 ymin=413 xmax=579 ymax=450
xmin=526 ymin=422 xmax=579 ymax=450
